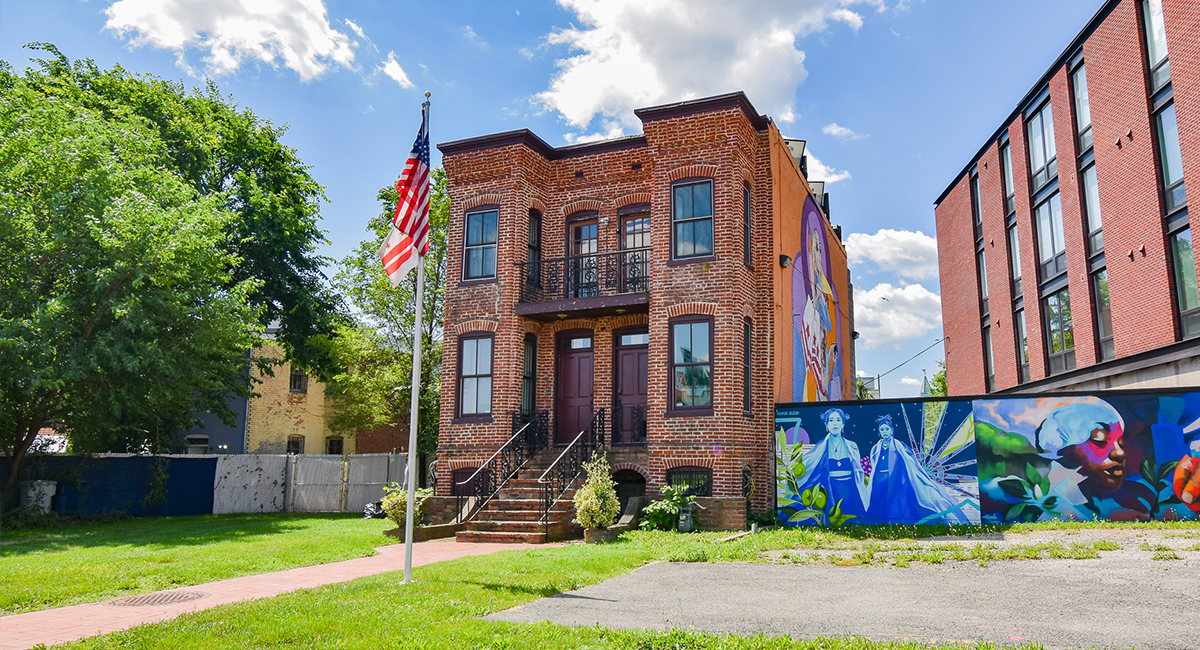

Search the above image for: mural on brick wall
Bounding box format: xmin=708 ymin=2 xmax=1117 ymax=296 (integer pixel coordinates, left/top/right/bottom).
xmin=776 ymin=400 xmax=980 ymax=526
xmin=793 ymin=196 xmax=843 ymax=402
xmin=776 ymin=391 xmax=1200 ymax=527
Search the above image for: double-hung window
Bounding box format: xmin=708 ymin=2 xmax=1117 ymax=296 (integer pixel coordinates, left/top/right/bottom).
xmin=526 ymin=210 xmax=542 ymax=287
xmin=982 ymin=323 xmax=995 ymax=392
xmin=1143 ymin=0 xmax=1171 ymax=92
xmin=1170 ymin=229 xmax=1200 ymax=338
xmin=1007 ymin=224 xmax=1023 ymax=298
xmin=672 ymin=180 xmax=714 ymax=260
xmin=1014 ymin=308 xmax=1029 ymax=384
xmin=970 ymin=172 xmax=983 ymax=242
xmin=1027 ymin=102 xmax=1058 ymax=192
xmin=977 ymin=250 xmax=989 ymax=316
xmin=1071 ymin=64 xmax=1093 ymax=152
xmin=458 ymin=334 xmax=493 ymax=418
xmin=464 ymin=209 xmax=498 ymax=280
xmin=1000 ymin=142 xmax=1016 ymax=215
xmin=1093 ymin=269 xmax=1115 ymax=361
xmin=1081 ymin=164 xmax=1104 ymax=253
xmin=1044 ymin=287 xmax=1076 ymax=375
xmin=1035 ymin=193 xmax=1067 ymax=280
xmin=669 ymin=316 xmax=713 ymax=413
xmin=1155 ymin=100 xmax=1187 ymax=214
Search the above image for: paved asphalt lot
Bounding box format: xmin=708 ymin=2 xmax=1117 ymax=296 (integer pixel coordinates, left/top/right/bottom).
xmin=489 ymin=559 xmax=1200 ymax=649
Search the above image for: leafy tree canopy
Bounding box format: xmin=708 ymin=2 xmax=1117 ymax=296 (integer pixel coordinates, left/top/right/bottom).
xmin=929 ymin=360 xmax=949 ymax=397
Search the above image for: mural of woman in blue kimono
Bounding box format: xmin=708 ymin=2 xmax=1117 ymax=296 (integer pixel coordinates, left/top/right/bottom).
xmin=865 ymin=415 xmax=972 ymax=524
xmin=796 ymin=408 xmax=867 ymax=520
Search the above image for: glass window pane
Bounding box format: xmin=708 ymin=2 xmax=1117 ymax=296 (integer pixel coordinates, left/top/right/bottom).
xmin=1095 ymin=270 xmax=1113 ymax=339
xmin=1036 ymin=202 xmax=1053 ymax=263
xmin=483 ymin=211 xmax=498 ymax=244
xmin=482 ymin=245 xmax=496 ymax=277
xmin=462 ymin=377 xmax=478 ymax=414
xmin=1144 ymin=0 xmax=1169 ymax=67
xmin=1060 ymin=289 xmax=1074 ymax=351
xmin=466 ymin=248 xmax=482 ymax=278
xmin=1082 ymin=165 xmax=1103 ymax=235
xmin=466 ymin=213 xmax=481 ymax=246
xmin=477 ymin=377 xmax=492 ymax=413
xmin=1008 ymin=225 xmax=1022 ymax=280
xmin=691 ymin=322 xmax=710 ymax=363
xmin=977 ymin=250 xmax=988 ymax=301
xmin=673 ymin=323 xmax=691 ymax=364
xmin=1173 ymin=229 xmax=1200 ymax=312
xmin=694 ymin=219 xmax=713 ymax=256
xmin=674 ymin=185 xmax=692 ymax=220
xmin=692 ymin=183 xmax=712 ymax=217
xmin=673 ymin=368 xmax=689 ymax=407
xmin=1049 ymin=194 xmax=1065 ymax=255
xmin=676 ymin=222 xmax=694 ymax=258
xmin=1029 ymin=113 xmax=1045 ymax=173
xmin=524 ymin=340 xmax=535 ymax=376
xmin=971 ymin=175 xmax=982 ymax=223
xmin=462 ymin=338 xmax=478 ymax=375
xmin=476 ymin=337 xmax=492 ymax=375
xmin=689 ymin=365 xmax=712 ymax=406
xmin=1073 ymin=65 xmax=1092 ymax=135
xmin=1157 ymin=103 xmax=1185 ymax=187
xmin=1015 ymin=309 xmax=1028 ymax=363
xmin=1001 ymin=145 xmax=1015 ymax=202
xmin=1043 ymin=104 xmax=1056 ymax=162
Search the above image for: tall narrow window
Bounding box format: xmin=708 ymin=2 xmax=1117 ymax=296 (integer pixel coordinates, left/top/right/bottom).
xmin=1171 ymin=229 xmax=1200 ymax=338
xmin=1155 ymin=102 xmax=1187 ymax=213
xmin=669 ymin=316 xmax=713 ymax=412
xmin=1081 ymin=164 xmax=1104 ymax=253
xmin=526 ymin=210 xmax=542 ymax=287
xmin=1093 ymin=269 xmax=1115 ymax=361
xmin=977 ymin=249 xmax=989 ymax=316
xmin=458 ymin=334 xmax=493 ymax=417
xmin=464 ymin=209 xmax=498 ymax=280
xmin=1072 ymin=64 xmax=1093 ymax=152
xmin=521 ymin=335 xmax=537 ymax=416
xmin=982 ymin=324 xmax=995 ymax=392
xmin=1014 ymin=309 xmax=1030 ymax=384
xmin=289 ymin=366 xmax=308 ymax=394
xmin=743 ymin=183 xmax=753 ymax=267
xmin=287 ymin=435 xmax=305 ymax=455
xmin=621 ymin=211 xmax=651 ymax=293
xmin=1027 ymin=102 xmax=1058 ymax=191
xmin=1000 ymin=143 xmax=1016 ymax=215
xmin=1044 ymin=287 xmax=1076 ymax=375
xmin=325 ymin=437 xmax=344 ymax=455
xmin=672 ymin=180 xmax=714 ymax=260
xmin=743 ymin=320 xmax=752 ymax=413
xmin=1008 ymin=224 xmax=1023 ymax=298
xmin=1143 ymin=0 xmax=1171 ymax=91
xmin=1035 ymin=193 xmax=1067 ymax=279
xmin=970 ymin=172 xmax=983 ymax=241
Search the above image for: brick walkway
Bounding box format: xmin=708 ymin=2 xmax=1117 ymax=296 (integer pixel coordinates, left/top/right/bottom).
xmin=0 ymin=539 xmax=549 ymax=650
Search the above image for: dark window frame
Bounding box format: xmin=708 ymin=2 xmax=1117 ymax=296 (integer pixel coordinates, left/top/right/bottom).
xmin=1043 ymin=286 xmax=1076 ymax=375
xmin=1026 ymin=99 xmax=1058 ymax=193
xmin=1007 ymin=222 xmax=1023 ymax=299
xmin=742 ymin=318 xmax=752 ymax=416
xmin=667 ymin=314 xmax=714 ymax=417
xmin=289 ymin=366 xmax=308 ymax=394
xmin=522 ymin=334 xmax=537 ymax=416
xmin=982 ymin=322 xmax=995 ymax=393
xmin=455 ymin=332 xmax=495 ymax=423
xmin=1168 ymin=225 xmax=1200 ymax=340
xmin=1092 ymin=267 xmax=1115 ymax=361
xmin=1153 ymin=98 xmax=1187 ymax=215
xmin=462 ymin=206 xmax=499 ymax=282
xmin=743 ymin=182 xmax=753 ymax=268
xmin=977 ymin=248 xmax=989 ymax=317
xmin=970 ymin=170 xmax=983 ymax=243
xmin=1071 ymin=62 xmax=1093 ymax=153
xmin=526 ymin=209 xmax=542 ymax=288
xmin=666 ymin=466 xmax=712 ymax=497
xmin=1141 ymin=0 xmax=1171 ymax=93
xmin=1034 ymin=191 xmax=1067 ymax=281
xmin=670 ymin=178 xmax=716 ymax=263
xmin=286 ymin=435 xmax=305 ymax=455
xmin=1014 ymin=308 xmax=1030 ymax=384
xmin=325 ymin=437 xmax=344 ymax=455
xmin=1080 ymin=162 xmax=1105 ymax=254
xmin=1000 ymin=141 xmax=1016 ymax=216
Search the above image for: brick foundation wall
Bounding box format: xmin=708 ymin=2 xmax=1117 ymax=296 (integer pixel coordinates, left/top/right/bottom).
xmin=692 ymin=497 xmax=746 ymax=531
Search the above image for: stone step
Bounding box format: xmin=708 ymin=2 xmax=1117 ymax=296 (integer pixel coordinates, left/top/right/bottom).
xmin=497 ymin=486 xmax=576 ymax=501
xmin=456 ymin=530 xmax=547 ymax=544
xmin=466 ymin=520 xmax=547 ymax=533
xmin=473 ymin=506 xmax=569 ymax=522
xmin=485 ymin=498 xmax=571 ymax=511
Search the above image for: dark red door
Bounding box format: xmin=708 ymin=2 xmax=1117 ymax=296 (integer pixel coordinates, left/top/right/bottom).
xmin=556 ymin=334 xmax=594 ymax=444
xmin=615 ymin=330 xmax=649 ymax=444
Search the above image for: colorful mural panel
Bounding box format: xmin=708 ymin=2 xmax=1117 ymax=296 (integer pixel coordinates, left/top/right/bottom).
xmin=792 ymin=196 xmax=842 ymax=402
xmin=776 ymin=391 xmax=1200 ymax=526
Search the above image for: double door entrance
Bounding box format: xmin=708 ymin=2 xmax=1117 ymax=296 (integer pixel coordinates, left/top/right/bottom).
xmin=554 ymin=328 xmax=648 ymax=445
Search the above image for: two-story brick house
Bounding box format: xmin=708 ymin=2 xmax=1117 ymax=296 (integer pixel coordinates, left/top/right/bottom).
xmin=435 ymin=92 xmax=853 ymax=541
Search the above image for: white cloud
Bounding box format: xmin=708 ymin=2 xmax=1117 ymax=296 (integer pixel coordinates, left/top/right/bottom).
xmin=537 ymin=0 xmax=878 ymax=139
xmin=377 ymin=51 xmax=414 ymax=89
xmin=518 ymin=47 xmax=535 ymax=60
xmin=822 ymin=122 xmax=868 ymax=139
xmin=104 ymin=0 xmax=356 ymax=81
xmin=344 ymin=18 xmax=366 ymax=39
xmin=845 ymin=229 xmax=938 ymax=280
xmin=854 ymin=282 xmax=942 ymax=349
xmin=899 ymin=376 xmax=922 ymax=387
xmin=804 ymin=148 xmax=852 ymax=183
xmin=462 ymin=25 xmax=487 ymax=47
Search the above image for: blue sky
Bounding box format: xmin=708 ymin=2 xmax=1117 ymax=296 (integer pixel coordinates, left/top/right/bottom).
xmin=0 ymin=0 xmax=1104 ymax=398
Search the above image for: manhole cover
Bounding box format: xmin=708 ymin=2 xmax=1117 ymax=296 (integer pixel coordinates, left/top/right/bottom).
xmin=108 ymin=591 xmax=208 ymax=607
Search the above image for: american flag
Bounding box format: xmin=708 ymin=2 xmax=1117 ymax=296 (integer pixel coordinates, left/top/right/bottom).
xmin=378 ymin=111 xmax=431 ymax=285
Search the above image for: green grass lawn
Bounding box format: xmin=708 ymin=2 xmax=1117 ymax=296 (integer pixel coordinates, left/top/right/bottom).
xmin=0 ymin=513 xmax=396 ymax=615
xmin=44 ymin=520 xmax=1200 ymax=650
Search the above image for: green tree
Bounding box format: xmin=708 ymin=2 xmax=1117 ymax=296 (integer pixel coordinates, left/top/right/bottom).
xmin=325 ymin=170 xmax=448 ymax=454
xmin=855 ymin=378 xmax=875 ymax=400
xmin=929 ymin=360 xmax=949 ymax=397
xmin=16 ymin=44 xmax=340 ymax=377
xmin=0 ymin=66 xmax=262 ymax=510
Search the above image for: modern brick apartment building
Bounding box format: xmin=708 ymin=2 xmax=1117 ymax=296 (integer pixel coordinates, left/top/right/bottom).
xmin=935 ymin=0 xmax=1200 ymax=395
xmin=434 ymin=92 xmax=854 ymax=540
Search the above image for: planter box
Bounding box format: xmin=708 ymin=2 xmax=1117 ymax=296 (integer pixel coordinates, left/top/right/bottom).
xmin=384 ymin=522 xmax=463 ymax=542
xmin=583 ymin=527 xmax=621 ymax=544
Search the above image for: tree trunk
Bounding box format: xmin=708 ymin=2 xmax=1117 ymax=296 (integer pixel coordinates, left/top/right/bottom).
xmin=2 ymin=419 xmax=42 ymax=518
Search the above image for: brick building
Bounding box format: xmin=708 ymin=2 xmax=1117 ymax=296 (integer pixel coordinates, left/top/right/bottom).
xmin=435 ymin=92 xmax=854 ymax=540
xmin=935 ymin=0 xmax=1200 ymax=395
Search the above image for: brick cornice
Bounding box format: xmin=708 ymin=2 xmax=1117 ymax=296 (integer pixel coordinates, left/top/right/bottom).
xmin=451 ymin=319 xmax=499 ymax=335
xmin=665 ymin=301 xmax=718 ymax=318
xmin=463 ymin=193 xmax=503 ymax=211
xmin=667 ymin=164 xmax=720 ymax=183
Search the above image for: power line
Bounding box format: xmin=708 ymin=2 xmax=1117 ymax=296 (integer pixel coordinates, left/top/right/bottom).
xmin=871 ymin=337 xmax=947 ymax=381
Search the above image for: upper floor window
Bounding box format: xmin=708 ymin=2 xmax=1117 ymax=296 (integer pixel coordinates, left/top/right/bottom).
xmin=743 ymin=319 xmax=752 ymax=413
xmin=521 ymin=335 xmax=537 ymax=416
xmin=669 ymin=316 xmax=713 ymax=413
xmin=1027 ymin=102 xmax=1058 ymax=192
xmin=1035 ymin=193 xmax=1067 ymax=280
xmin=1072 ymin=64 xmax=1093 ymax=152
xmin=1000 ymin=143 xmax=1016 ymax=215
xmin=1014 ymin=308 xmax=1030 ymax=384
xmin=982 ymin=323 xmax=995 ymax=392
xmin=289 ymin=366 xmax=308 ymax=394
xmin=1170 ymin=228 xmax=1200 ymax=338
xmin=672 ymin=180 xmax=714 ymax=260
xmin=970 ymin=172 xmax=983 ymax=241
xmin=1155 ymin=101 xmax=1187 ymax=214
xmin=1143 ymin=0 xmax=1171 ymax=91
xmin=464 ymin=209 xmax=498 ymax=280
xmin=1081 ymin=164 xmax=1104 ymax=254
xmin=1093 ymin=268 xmax=1115 ymax=361
xmin=526 ymin=209 xmax=542 ymax=287
xmin=977 ymin=249 xmax=989 ymax=316
xmin=1044 ymin=286 xmax=1076 ymax=375
xmin=458 ymin=333 xmax=493 ymax=417
xmin=743 ymin=183 xmax=753 ymax=267
xmin=1008 ymin=224 xmax=1023 ymax=298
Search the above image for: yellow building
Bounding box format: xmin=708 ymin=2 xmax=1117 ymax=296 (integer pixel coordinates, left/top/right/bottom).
xmin=246 ymin=343 xmax=352 ymax=455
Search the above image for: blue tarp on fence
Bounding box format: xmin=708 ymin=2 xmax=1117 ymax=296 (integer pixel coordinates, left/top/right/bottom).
xmin=4 ymin=455 xmax=216 ymax=517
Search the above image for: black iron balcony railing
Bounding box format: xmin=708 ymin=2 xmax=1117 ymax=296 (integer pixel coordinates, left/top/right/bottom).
xmin=517 ymin=248 xmax=650 ymax=304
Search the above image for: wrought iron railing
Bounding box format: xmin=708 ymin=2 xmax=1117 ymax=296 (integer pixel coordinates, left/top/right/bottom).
xmin=537 ymin=408 xmax=606 ymax=524
xmin=611 ymin=396 xmax=646 ymax=446
xmin=454 ymin=411 xmax=549 ymax=523
xmin=517 ymin=248 xmax=650 ymax=304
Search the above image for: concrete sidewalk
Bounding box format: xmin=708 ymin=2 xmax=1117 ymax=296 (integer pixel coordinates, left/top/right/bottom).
xmin=1 ymin=539 xmax=545 ymax=650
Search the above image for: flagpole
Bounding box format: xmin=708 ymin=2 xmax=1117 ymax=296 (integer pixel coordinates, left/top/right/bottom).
xmin=402 ymin=92 xmax=430 ymax=585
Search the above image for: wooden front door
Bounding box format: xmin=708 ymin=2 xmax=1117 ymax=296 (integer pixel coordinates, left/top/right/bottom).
xmin=556 ymin=332 xmax=594 ymax=445
xmin=614 ymin=329 xmax=649 ymax=445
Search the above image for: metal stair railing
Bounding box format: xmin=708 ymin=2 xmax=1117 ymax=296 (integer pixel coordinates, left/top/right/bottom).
xmin=537 ymin=408 xmax=605 ymax=524
xmin=454 ymin=411 xmax=549 ymax=523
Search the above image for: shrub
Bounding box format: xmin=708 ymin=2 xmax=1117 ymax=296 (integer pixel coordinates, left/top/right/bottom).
xmin=573 ymin=453 xmax=621 ymax=530
xmin=381 ymin=483 xmax=434 ymax=529
xmin=638 ymin=484 xmax=696 ymax=531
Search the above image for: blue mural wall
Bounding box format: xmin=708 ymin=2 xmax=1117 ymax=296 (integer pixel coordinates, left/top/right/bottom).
xmin=776 ymin=391 xmax=1200 ymax=526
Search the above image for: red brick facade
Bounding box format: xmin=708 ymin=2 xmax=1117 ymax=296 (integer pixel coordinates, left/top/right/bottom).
xmin=936 ymin=0 xmax=1200 ymax=395
xmin=436 ymin=93 xmax=851 ymax=519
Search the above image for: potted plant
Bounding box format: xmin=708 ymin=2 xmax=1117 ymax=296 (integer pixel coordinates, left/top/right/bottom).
xmin=573 ymin=453 xmax=622 ymax=543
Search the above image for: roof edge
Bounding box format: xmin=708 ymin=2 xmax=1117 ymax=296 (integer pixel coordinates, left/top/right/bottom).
xmin=437 ymin=129 xmax=648 ymax=160
xmin=634 ymin=91 xmax=770 ymax=130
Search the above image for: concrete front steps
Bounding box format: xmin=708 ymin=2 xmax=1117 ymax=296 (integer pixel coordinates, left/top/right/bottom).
xmin=455 ymin=451 xmax=583 ymax=544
